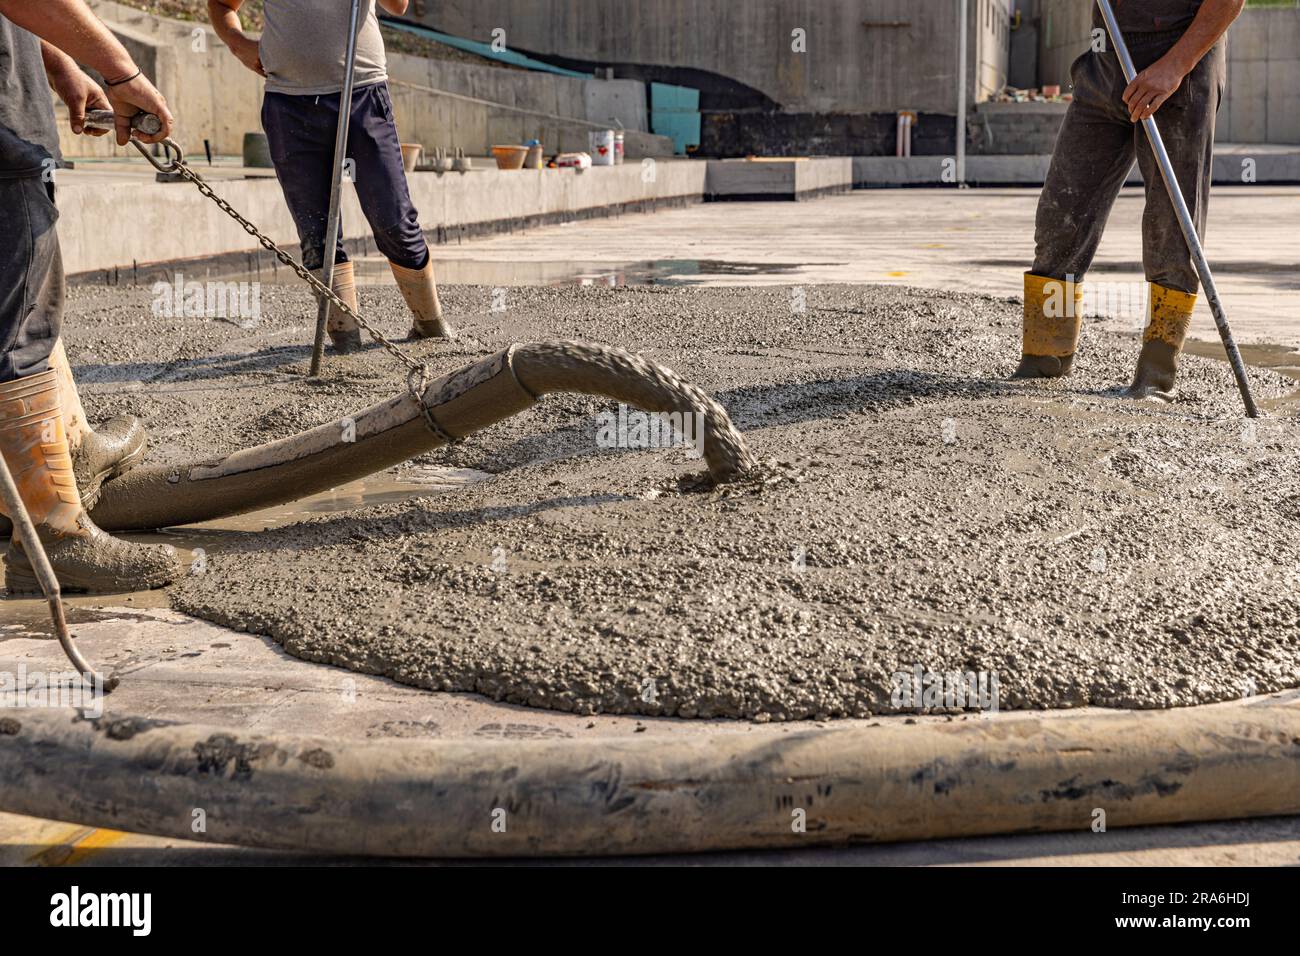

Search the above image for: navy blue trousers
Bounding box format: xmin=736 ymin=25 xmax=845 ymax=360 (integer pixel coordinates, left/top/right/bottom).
xmin=261 ymin=82 xmax=427 ymax=273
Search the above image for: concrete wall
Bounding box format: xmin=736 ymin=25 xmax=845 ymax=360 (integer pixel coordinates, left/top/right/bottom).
xmin=386 ymin=79 xmax=673 ymax=159
xmin=58 ymin=161 xmax=708 ymax=276
xmin=63 ymin=1 xmax=660 ymax=160
xmin=1220 ymin=7 xmax=1300 ymax=144
xmin=65 ymin=0 xmax=263 ymax=159
xmin=422 ymin=0 xmax=1013 ymax=116
xmin=1035 ymin=2 xmax=1300 ymax=144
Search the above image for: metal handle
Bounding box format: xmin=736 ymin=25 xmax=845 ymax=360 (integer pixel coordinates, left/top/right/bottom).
xmin=1095 ymin=0 xmax=1259 ymax=418
xmin=82 ymin=109 xmax=163 ymax=136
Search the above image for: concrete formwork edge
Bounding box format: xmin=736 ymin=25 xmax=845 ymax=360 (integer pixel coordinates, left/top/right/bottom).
xmin=1 ymin=699 xmax=1297 ymax=858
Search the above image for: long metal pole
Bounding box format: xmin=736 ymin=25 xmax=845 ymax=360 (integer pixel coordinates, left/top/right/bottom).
xmin=0 ymin=453 xmax=112 ymax=692
xmin=309 ymin=0 xmax=365 ymax=377
xmin=956 ymin=0 xmax=968 ymax=186
xmin=1095 ymin=0 xmax=1259 ymax=418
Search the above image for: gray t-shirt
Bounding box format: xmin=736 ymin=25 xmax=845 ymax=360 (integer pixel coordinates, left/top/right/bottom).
xmin=260 ymin=0 xmax=388 ymax=96
xmin=0 ymin=15 xmax=60 ymax=178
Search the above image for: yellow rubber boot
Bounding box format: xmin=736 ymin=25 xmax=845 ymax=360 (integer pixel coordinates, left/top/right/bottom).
xmin=1126 ymin=283 xmax=1196 ymax=401
xmin=1013 ymin=273 xmax=1084 ymax=379
xmin=390 ymin=255 xmax=454 ymax=340
xmin=0 ymin=370 xmax=180 ymax=594
xmin=320 ymin=260 xmax=362 ymax=353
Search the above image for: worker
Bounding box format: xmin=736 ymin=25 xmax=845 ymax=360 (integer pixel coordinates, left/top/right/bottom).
xmin=1016 ymin=0 xmax=1245 ymax=400
xmin=208 ymin=0 xmax=453 ymax=350
xmin=0 ymin=0 xmax=181 ymax=592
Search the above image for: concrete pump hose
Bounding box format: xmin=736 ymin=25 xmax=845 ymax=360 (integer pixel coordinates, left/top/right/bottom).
xmin=78 ymin=341 xmax=756 ymax=532
xmin=0 ymin=701 xmax=1298 ymax=857
xmin=509 ymin=341 xmax=759 ymax=481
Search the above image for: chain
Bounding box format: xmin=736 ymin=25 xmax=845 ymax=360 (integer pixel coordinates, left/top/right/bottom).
xmin=166 ymin=157 xmax=456 ymax=444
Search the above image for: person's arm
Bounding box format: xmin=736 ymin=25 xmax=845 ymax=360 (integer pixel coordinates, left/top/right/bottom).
xmin=207 ymin=0 xmax=265 ymax=77
xmin=378 ymin=1 xmax=410 ymax=14
xmin=41 ymin=41 xmax=112 ymax=137
xmin=0 ymin=0 xmax=173 ymax=144
xmin=1121 ymin=0 xmax=1245 ymax=122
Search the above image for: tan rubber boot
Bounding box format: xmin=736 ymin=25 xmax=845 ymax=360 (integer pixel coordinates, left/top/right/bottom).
xmin=1125 ymin=283 xmax=1196 ymax=401
xmin=49 ymin=339 xmax=147 ymax=510
xmin=321 ymin=260 xmax=362 ymax=353
xmin=1012 ymin=273 xmax=1084 ymax=379
xmin=390 ymin=256 xmax=455 ymax=340
xmin=0 ymin=370 xmax=181 ymax=594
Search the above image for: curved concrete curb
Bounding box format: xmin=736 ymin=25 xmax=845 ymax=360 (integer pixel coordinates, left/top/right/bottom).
xmin=1 ymin=701 xmax=1297 ymax=857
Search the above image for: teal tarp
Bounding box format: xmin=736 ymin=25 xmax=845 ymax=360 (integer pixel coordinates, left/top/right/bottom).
xmin=650 ymin=82 xmax=701 ymax=155
xmin=380 ymin=19 xmax=593 ymax=79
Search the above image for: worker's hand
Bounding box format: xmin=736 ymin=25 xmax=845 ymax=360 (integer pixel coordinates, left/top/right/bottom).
xmin=227 ymin=33 xmax=266 ymax=77
xmin=105 ymin=72 xmax=175 ymax=146
xmin=47 ymin=64 xmax=112 ymax=137
xmin=1122 ymin=56 xmax=1187 ymax=123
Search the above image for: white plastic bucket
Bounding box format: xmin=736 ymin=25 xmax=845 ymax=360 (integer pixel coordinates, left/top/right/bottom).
xmin=589 ymin=129 xmax=616 ymax=166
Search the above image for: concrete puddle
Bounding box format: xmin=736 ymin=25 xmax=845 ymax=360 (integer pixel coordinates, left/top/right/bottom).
xmin=211 ymin=257 xmax=840 ymax=288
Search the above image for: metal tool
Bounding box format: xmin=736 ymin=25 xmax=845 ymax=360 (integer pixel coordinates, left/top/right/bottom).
xmin=1096 ymin=0 xmax=1259 ymax=418
xmin=83 ymin=109 xmax=162 ymax=136
xmin=57 ymin=107 xmax=443 ymax=689
xmin=98 ymin=113 xmax=432 ymax=391
xmin=309 ymin=0 xmax=365 ymax=377
xmin=0 ymin=452 xmax=115 ymax=694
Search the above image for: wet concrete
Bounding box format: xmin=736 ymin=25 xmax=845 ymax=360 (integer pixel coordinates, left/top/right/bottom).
xmin=43 ymin=281 xmax=1300 ymax=720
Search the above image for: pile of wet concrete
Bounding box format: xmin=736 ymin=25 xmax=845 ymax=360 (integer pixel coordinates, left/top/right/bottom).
xmin=66 ymin=282 xmax=1300 ymax=720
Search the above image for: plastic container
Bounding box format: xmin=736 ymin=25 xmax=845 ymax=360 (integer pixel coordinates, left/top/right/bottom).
xmin=242 ymin=132 xmax=273 ymax=169
xmin=492 ymin=145 xmax=529 ymax=170
xmin=589 ymin=129 xmax=616 ymax=166
xmin=400 ymin=144 xmax=422 ymax=173
xmin=555 ymin=152 xmax=592 ymax=170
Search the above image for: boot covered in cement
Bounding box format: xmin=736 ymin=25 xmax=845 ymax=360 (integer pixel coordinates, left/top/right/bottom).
xmin=50 ymin=339 xmax=147 ymax=510
xmin=0 ymin=370 xmax=180 ymax=594
xmin=1126 ymin=283 xmax=1196 ymax=401
xmin=320 ymin=259 xmax=363 ymax=354
xmin=390 ymin=255 xmax=455 ymax=340
xmin=1013 ymin=273 xmax=1084 ymax=379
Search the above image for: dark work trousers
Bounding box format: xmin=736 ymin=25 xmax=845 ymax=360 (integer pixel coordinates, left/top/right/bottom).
xmin=0 ymin=176 xmax=61 ymax=383
xmin=1032 ymin=30 xmax=1226 ymax=296
xmin=261 ymin=82 xmax=427 ymax=273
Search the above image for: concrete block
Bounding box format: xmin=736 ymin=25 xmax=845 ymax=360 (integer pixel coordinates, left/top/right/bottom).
xmin=584 ymin=80 xmax=649 ymax=131
xmin=1225 ymin=58 xmax=1268 ymax=144
xmin=1266 ymin=59 xmax=1300 ymax=144
xmin=1231 ymin=15 xmax=1270 ymax=62
xmin=1265 ymin=9 xmax=1300 ymax=63
xmin=706 ymin=158 xmax=852 ymax=200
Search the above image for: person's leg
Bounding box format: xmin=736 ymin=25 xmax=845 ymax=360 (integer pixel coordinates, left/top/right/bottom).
xmin=261 ymin=92 xmax=361 ymax=351
xmin=0 ymin=178 xmax=179 ymax=593
xmin=1127 ymin=37 xmax=1226 ymax=398
xmin=346 ymin=84 xmax=453 ymax=340
xmin=1018 ymin=47 xmax=1137 ymax=379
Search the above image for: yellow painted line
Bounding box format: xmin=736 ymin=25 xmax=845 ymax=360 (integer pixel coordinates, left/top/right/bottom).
xmin=887 ymin=271 xmax=910 ymax=278
xmin=27 ymin=824 xmax=129 ymax=866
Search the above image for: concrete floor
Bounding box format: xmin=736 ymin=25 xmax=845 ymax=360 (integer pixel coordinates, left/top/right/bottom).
xmin=5 ymin=184 xmax=1299 ymax=865
xmin=413 ymin=186 xmax=1300 ymax=350
xmin=3 ymin=605 xmax=1299 ymax=865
